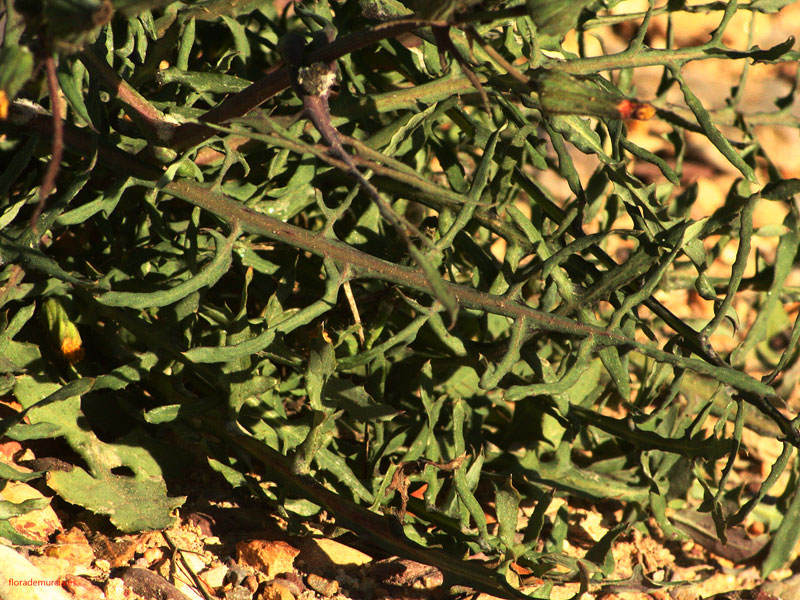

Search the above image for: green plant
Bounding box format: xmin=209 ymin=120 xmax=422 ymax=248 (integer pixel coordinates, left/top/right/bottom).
xmin=1 ymin=0 xmax=799 ymax=596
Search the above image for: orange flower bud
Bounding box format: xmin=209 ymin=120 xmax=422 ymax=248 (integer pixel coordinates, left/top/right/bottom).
xmin=43 ymin=298 xmax=84 ymax=364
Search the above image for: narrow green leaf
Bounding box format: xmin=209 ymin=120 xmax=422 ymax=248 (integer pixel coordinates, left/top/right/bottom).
xmin=763 ymin=472 xmax=800 ymax=577
xmin=0 ymin=497 xmax=50 ymax=519
xmin=306 ymin=336 xmax=337 ymax=411
xmin=598 ymin=345 xmax=631 ymax=400
xmin=762 ymin=178 xmax=800 ymax=201
xmin=670 ymin=67 xmax=757 ymax=183
xmin=733 ymin=212 xmax=798 ymax=363
xmin=0 ymin=461 xmax=42 ymax=482
xmin=548 ymin=115 xmax=607 ymax=157
xmin=0 ymin=46 xmax=34 ymax=101
xmin=313 ymin=447 xmax=375 ymax=503
xmin=98 ymin=227 xmax=239 ymax=308
xmin=746 ymin=37 xmax=796 ymax=62
xmin=156 ymin=67 xmax=251 ymax=94
xmin=495 ymin=476 xmax=522 ymax=553
xmin=176 ymin=17 xmax=195 ymax=71
xmin=585 ymin=522 xmax=628 ymax=575
xmin=184 ymin=281 xmax=338 ymax=363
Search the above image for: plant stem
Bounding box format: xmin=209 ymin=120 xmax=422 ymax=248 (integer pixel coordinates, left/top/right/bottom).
xmin=581 ymin=1 xmax=781 ymax=30
xmin=30 ymin=55 xmax=64 ymax=236
xmin=170 ymin=12 xmax=794 ymax=150
xmin=2 ymin=100 xmax=791 ymax=438
xmin=80 ymin=49 xmax=178 ymax=142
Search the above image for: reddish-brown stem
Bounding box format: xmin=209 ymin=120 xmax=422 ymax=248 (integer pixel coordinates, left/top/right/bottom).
xmin=79 ymin=49 xmax=178 ymax=142
xmin=30 ymin=54 xmax=64 ymax=234
xmin=171 ymin=20 xmax=441 ymax=149
xmin=9 ymin=108 xmax=162 ymax=180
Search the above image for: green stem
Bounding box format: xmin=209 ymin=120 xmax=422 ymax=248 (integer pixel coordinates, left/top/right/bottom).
xmin=581 ymin=1 xmax=780 ymax=30
xmin=156 ymin=178 xmax=776 ymax=401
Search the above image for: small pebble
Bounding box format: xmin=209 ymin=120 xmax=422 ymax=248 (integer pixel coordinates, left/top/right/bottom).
xmin=306 ymin=573 xmax=339 ymax=597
